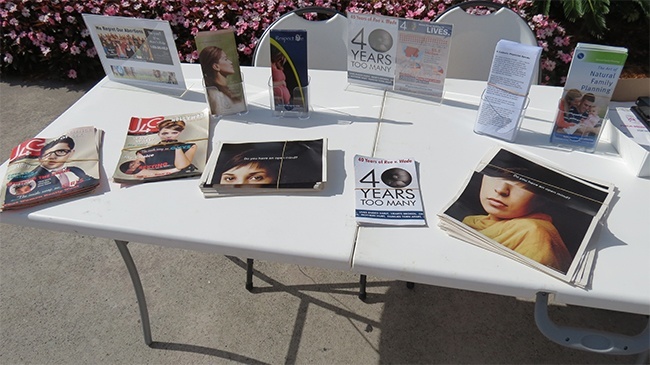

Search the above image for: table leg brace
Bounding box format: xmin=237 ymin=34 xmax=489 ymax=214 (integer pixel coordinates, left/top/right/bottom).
xmin=535 ymin=292 xmax=649 ymax=355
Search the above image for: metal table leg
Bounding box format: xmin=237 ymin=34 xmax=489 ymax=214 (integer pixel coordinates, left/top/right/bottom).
xmin=115 ymin=240 xmax=152 ymax=346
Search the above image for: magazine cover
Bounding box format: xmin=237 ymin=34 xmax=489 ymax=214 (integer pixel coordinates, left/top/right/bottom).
xmin=354 ymin=155 xmax=425 ymax=226
xmin=269 ymin=30 xmax=309 ymax=112
xmin=1 ymin=126 xmax=103 ymax=211
xmin=82 ymin=14 xmax=186 ymax=90
xmin=550 ymin=43 xmax=628 ymax=151
xmin=438 ymin=147 xmax=614 ymax=286
xmin=113 ymin=109 xmax=210 ymax=184
xmin=200 ymin=138 xmax=326 ymax=195
xmin=195 ymin=29 xmax=248 ymax=116
xmin=347 ymin=13 xmax=398 ymax=88
xmin=394 ymin=19 xmax=452 ymax=98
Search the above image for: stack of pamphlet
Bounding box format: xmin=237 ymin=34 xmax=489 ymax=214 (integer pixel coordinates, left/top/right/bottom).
xmin=199 ymin=138 xmax=327 ymax=197
xmin=1 ymin=126 xmax=103 ymax=211
xmin=437 ymin=146 xmax=614 ymax=287
xmin=354 ymin=155 xmax=426 ymax=226
xmin=550 ymin=43 xmax=628 ymax=152
xmin=112 ymin=109 xmax=209 ymax=184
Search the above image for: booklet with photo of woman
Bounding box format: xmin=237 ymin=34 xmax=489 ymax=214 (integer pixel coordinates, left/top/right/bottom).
xmin=437 ymin=146 xmax=615 ymax=287
xmin=199 ymin=138 xmax=327 ymax=196
xmin=113 ymin=109 xmax=210 ymax=184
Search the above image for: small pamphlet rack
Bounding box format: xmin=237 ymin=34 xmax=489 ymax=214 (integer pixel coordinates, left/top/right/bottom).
xmin=268 ymin=76 xmax=311 ymax=119
xmin=474 ymin=87 xmax=530 ymax=142
xmin=202 ymin=73 xmax=249 ymax=118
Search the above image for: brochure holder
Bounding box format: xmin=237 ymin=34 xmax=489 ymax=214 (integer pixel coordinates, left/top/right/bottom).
xmin=549 ymin=97 xmax=608 ymax=153
xmin=203 ymin=72 xmax=249 ymax=118
xmin=474 ymin=87 xmax=530 ymax=143
xmin=268 ymin=76 xmax=311 ymax=119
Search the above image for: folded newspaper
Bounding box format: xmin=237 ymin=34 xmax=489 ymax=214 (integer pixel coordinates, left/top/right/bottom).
xmin=1 ymin=126 xmax=103 ymax=211
xmin=438 ymin=146 xmax=614 ymax=287
xmin=113 ymin=109 xmax=209 ymax=184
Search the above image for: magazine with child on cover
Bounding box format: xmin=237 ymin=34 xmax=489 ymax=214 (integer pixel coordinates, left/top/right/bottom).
xmin=113 ymin=109 xmax=210 ymax=184
xmin=438 ymin=146 xmax=614 ymax=287
xmin=199 ymin=138 xmax=327 ymax=196
xmin=1 ymin=126 xmax=103 ymax=211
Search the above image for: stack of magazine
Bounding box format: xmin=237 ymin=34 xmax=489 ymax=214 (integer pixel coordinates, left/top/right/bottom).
xmin=1 ymin=126 xmax=103 ymax=211
xmin=112 ymin=109 xmax=209 ymax=184
xmin=199 ymin=138 xmax=327 ymax=197
xmin=437 ymin=146 xmax=614 ymax=287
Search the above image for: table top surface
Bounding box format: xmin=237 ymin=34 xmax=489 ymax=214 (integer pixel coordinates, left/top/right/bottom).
xmin=353 ymin=81 xmax=650 ymax=315
xmin=0 ymin=65 xmax=384 ymax=270
xmin=1 ymin=65 xmax=648 ymax=315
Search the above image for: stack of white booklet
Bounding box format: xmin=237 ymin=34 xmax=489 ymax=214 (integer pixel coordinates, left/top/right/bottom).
xmin=438 ymin=146 xmax=614 ymax=287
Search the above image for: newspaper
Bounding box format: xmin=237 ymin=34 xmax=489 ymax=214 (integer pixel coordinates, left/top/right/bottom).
xmin=438 ymin=146 xmax=614 ymax=287
xmin=1 ymin=126 xmax=103 ymax=211
xmin=113 ymin=109 xmax=210 ymax=184
xmin=354 ymin=155 xmax=425 ymax=226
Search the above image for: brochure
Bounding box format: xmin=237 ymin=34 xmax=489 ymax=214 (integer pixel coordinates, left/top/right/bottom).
xmin=112 ymin=109 xmax=210 ymax=184
xmin=1 ymin=126 xmax=103 ymax=211
xmin=195 ymin=29 xmax=248 ymax=116
xmin=550 ymin=43 xmax=628 ymax=151
xmin=82 ymin=14 xmax=186 ymax=91
xmin=199 ymin=138 xmax=327 ymax=196
xmin=474 ymin=40 xmax=542 ymax=142
xmin=269 ymin=30 xmax=309 ymax=113
xmin=354 ymin=155 xmax=425 ymax=226
xmin=438 ymin=146 xmax=614 ymax=287
xmin=394 ymin=19 xmax=453 ymax=99
xmin=347 ymin=13 xmax=399 ymax=88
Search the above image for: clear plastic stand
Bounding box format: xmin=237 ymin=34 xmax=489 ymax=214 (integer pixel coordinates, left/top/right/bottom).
xmin=549 ymin=96 xmax=608 ymax=153
xmin=268 ymin=76 xmax=311 ymax=119
xmin=203 ymin=72 xmax=249 ymax=118
xmin=474 ymin=88 xmax=530 ymax=142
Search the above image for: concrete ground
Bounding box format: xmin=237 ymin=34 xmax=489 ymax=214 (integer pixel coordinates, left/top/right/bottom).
xmin=0 ymin=76 xmax=648 ymax=364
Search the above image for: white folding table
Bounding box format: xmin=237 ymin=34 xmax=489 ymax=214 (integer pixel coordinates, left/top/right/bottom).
xmin=0 ymin=65 xmax=385 ymax=345
xmin=352 ymin=80 xmax=650 ymax=355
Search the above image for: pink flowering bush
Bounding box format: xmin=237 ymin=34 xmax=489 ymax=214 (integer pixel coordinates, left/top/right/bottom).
xmin=1 ymin=0 xmax=574 ymax=85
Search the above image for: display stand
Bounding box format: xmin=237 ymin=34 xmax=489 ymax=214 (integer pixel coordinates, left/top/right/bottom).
xmin=474 ymin=87 xmax=530 ymax=142
xmin=268 ymin=76 xmax=311 ymax=119
xmin=203 ymin=73 xmax=249 ymax=118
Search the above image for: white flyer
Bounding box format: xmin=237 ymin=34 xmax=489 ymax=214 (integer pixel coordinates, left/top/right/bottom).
xmin=82 ymin=14 xmax=186 ymax=91
xmin=354 ymin=155 xmax=425 ymax=226
xmin=474 ymin=40 xmax=541 ymax=141
xmin=347 ymin=13 xmax=399 ymax=88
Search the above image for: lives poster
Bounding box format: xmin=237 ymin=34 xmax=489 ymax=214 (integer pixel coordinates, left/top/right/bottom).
xmin=82 ymin=14 xmax=186 ymax=90
xmin=394 ymin=19 xmax=452 ymax=98
xmin=112 ymin=109 xmax=210 ymax=184
xmin=1 ymin=126 xmax=103 ymax=211
xmin=354 ymin=155 xmax=425 ymax=226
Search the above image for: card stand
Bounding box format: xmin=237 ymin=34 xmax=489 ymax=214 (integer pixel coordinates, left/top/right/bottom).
xmin=549 ymin=97 xmax=608 ymax=153
xmin=203 ymin=73 xmax=249 ymax=118
xmin=387 ymin=87 xmax=444 ymax=107
xmin=268 ymin=77 xmax=311 ymax=119
xmin=473 ymin=88 xmax=530 ymax=143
